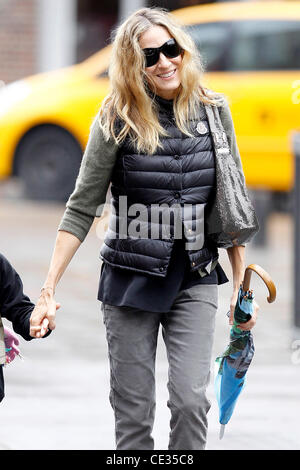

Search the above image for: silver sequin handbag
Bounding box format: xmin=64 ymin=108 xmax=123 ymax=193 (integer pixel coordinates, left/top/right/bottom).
xmin=204 ymin=103 xmax=259 ymax=248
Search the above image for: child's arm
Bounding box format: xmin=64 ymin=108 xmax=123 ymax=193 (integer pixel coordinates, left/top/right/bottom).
xmin=0 ymin=254 xmax=35 ymax=341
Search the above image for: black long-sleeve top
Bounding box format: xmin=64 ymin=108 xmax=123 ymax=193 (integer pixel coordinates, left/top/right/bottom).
xmin=98 ymin=237 xmax=229 ymax=312
xmin=0 ymin=253 xmax=34 ymax=341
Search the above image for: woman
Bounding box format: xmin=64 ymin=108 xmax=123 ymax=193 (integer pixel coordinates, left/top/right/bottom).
xmin=30 ymin=7 xmax=259 ymax=450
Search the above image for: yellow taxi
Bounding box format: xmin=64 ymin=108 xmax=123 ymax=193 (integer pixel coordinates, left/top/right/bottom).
xmin=0 ymin=1 xmax=299 ymax=200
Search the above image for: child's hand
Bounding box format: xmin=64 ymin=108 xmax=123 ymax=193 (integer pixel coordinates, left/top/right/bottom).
xmin=4 ymin=326 xmax=20 ymax=364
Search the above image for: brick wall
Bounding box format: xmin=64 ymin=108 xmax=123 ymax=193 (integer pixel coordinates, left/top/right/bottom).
xmin=0 ymin=0 xmax=38 ymax=85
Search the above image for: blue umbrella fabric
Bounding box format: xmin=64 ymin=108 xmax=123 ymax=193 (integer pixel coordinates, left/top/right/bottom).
xmin=214 ymin=264 xmax=276 ymax=439
xmin=214 ymin=286 xmax=255 ymax=438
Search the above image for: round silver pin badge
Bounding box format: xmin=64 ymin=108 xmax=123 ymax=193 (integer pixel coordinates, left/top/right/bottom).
xmin=196 ymin=121 xmax=208 ymax=135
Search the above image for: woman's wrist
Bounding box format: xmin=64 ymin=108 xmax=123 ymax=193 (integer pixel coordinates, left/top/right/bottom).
xmin=40 ymin=285 xmax=55 ymax=295
xmin=233 ymin=281 xmax=243 ymax=291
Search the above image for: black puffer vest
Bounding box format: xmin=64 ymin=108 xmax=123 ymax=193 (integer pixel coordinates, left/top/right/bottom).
xmin=100 ymin=96 xmax=218 ymax=277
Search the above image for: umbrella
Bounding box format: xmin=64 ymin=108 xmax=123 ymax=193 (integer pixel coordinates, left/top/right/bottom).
xmin=214 ymin=263 xmax=276 ymax=439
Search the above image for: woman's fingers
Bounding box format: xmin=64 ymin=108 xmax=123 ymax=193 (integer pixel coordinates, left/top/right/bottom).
xmin=29 ymin=294 xmax=59 ymax=337
xmin=30 ymin=322 xmax=42 ymax=338
xmin=237 ymin=304 xmax=259 ymax=331
xmin=37 ymin=301 xmax=58 ymax=337
xmin=30 ymin=325 xmax=43 ymax=333
xmin=236 ymin=320 xmax=255 ymax=331
xmin=40 ymin=318 xmax=49 ymax=337
xmin=46 ymin=298 xmax=57 ymax=331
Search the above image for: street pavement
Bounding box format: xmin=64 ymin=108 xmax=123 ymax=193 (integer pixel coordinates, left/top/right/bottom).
xmin=0 ymin=181 xmax=299 ymax=450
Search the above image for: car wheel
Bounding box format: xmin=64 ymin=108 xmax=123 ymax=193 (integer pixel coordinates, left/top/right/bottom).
xmin=15 ymin=125 xmax=82 ymax=201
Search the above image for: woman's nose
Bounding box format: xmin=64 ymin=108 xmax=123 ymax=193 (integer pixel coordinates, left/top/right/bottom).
xmin=157 ymin=52 xmax=172 ymax=67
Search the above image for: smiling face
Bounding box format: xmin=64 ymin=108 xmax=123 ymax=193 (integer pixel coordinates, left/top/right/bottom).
xmin=139 ymin=25 xmax=183 ymax=100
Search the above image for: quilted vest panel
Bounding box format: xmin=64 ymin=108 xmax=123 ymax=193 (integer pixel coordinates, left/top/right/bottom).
xmin=100 ymin=98 xmax=218 ymax=277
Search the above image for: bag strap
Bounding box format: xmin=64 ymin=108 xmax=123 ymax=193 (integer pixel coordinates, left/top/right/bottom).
xmin=204 ymin=104 xmax=230 ymax=156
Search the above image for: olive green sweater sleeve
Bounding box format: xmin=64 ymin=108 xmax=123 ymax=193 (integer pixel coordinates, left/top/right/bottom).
xmin=58 ymin=115 xmax=118 ymax=242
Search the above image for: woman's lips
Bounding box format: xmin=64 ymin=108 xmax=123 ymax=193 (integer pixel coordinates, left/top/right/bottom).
xmin=157 ymin=69 xmax=176 ymax=80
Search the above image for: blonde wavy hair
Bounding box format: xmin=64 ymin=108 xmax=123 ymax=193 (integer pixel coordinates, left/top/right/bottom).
xmin=98 ymin=7 xmax=225 ymax=155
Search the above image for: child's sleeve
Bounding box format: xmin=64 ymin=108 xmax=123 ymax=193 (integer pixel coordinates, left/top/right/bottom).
xmin=0 ymin=254 xmax=34 ymax=341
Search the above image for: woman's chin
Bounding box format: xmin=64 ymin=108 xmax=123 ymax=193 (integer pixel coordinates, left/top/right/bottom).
xmin=155 ymin=83 xmax=181 ymax=100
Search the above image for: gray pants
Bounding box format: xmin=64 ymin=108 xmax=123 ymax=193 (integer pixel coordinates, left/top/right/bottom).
xmin=101 ymin=284 xmax=218 ymax=450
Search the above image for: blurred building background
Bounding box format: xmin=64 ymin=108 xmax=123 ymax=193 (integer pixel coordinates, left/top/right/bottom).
xmin=0 ymin=0 xmax=297 ymax=213
xmin=0 ymin=0 xmax=297 ymax=221
xmin=0 ymin=0 xmax=223 ymax=84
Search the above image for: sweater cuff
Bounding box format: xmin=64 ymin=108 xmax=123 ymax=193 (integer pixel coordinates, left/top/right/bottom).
xmin=58 ymin=207 xmax=94 ymax=242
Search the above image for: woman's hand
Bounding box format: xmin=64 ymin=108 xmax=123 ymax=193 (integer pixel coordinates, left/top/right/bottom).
xmin=226 ymin=246 xmax=259 ymax=331
xmin=236 ymin=300 xmax=259 ymax=331
xmin=229 ymin=290 xmax=259 ymax=331
xmin=30 ymin=288 xmax=61 ymax=338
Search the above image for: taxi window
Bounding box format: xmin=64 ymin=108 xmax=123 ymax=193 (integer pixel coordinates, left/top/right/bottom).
xmin=230 ymin=20 xmax=300 ymax=71
xmin=185 ymin=22 xmax=232 ymax=72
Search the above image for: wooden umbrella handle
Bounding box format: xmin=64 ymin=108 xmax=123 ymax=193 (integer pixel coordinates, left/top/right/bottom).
xmin=242 ymin=264 xmax=277 ymax=303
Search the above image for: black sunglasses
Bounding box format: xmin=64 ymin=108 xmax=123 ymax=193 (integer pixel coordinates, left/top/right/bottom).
xmin=142 ymin=38 xmax=183 ymax=68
